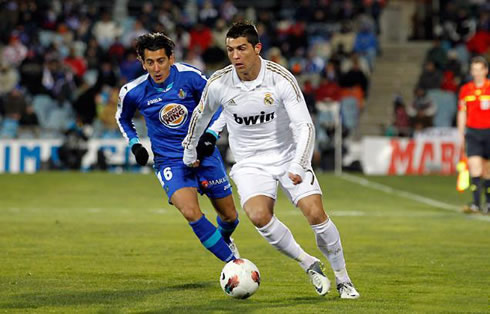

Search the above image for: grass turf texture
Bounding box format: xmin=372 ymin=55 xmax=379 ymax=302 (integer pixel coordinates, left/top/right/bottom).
xmin=0 ymin=172 xmax=488 ymax=313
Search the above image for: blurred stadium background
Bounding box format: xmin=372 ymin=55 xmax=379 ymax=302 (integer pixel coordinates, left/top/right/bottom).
xmin=0 ymin=0 xmax=489 ymax=312
xmin=1 ymin=0 xmax=488 ymax=175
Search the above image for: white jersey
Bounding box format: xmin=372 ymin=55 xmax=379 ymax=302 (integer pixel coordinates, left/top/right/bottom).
xmin=184 ymin=57 xmax=315 ymax=170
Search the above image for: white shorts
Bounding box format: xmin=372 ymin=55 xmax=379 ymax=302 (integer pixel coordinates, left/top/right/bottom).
xmin=229 ymin=161 xmax=322 ymax=208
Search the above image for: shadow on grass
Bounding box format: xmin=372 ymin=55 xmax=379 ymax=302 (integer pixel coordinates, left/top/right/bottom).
xmin=142 ymin=295 xmax=328 ymax=313
xmin=0 ymin=282 xmax=212 ymax=310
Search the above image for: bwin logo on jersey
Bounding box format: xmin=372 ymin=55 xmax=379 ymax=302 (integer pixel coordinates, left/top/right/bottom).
xmin=233 ymin=111 xmax=275 ymax=125
xmin=159 ymin=103 xmax=188 ymax=128
xmin=147 ymin=97 xmax=162 ymax=106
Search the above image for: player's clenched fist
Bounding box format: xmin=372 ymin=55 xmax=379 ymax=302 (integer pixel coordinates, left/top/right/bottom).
xmin=197 ymin=132 xmax=217 ymax=160
xmin=131 ymin=143 xmax=149 ymax=166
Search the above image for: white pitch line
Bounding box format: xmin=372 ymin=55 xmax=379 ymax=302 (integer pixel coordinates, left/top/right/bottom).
xmin=339 ymin=173 xmax=490 ymax=222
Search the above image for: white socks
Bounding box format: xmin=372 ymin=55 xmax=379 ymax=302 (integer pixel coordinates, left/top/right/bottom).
xmin=311 ymin=218 xmax=351 ymax=284
xmin=257 ymin=215 xmax=316 ymax=271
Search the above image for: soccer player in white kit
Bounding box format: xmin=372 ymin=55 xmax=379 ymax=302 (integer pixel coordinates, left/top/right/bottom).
xmin=183 ymin=22 xmax=359 ymax=298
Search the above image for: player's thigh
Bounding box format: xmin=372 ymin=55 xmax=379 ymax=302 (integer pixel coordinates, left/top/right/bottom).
xmin=278 ymin=167 xmax=323 ymax=206
xmin=229 ymin=166 xmax=278 ymax=208
xmin=154 ymin=162 xmax=198 ymax=203
xmin=197 ymin=151 xmax=233 ymax=200
xmin=170 ymin=187 xmax=202 ymax=222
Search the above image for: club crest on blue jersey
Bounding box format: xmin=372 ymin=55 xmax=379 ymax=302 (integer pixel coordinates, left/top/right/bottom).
xmin=178 ymin=88 xmax=186 ymax=99
xmin=159 ymin=103 xmax=188 ymax=128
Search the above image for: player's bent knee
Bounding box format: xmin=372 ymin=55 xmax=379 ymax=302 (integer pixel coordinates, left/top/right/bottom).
xmin=178 ymin=205 xmax=203 ymax=222
xmin=244 ymin=209 xmax=272 ymax=228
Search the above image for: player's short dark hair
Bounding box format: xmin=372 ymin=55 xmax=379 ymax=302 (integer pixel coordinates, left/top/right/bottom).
xmin=470 ymin=56 xmax=488 ymax=69
xmin=226 ymin=22 xmax=260 ymax=47
xmin=135 ymin=32 xmax=175 ymax=61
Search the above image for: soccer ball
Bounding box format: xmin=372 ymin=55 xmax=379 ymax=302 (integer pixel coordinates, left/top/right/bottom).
xmin=220 ymin=258 xmax=260 ymax=299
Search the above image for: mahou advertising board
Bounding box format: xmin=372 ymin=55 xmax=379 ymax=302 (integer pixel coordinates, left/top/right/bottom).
xmin=361 ymin=128 xmax=461 ymax=175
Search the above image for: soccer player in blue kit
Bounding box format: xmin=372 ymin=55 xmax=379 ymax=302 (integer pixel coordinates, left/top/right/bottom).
xmin=116 ymin=32 xmax=239 ymax=263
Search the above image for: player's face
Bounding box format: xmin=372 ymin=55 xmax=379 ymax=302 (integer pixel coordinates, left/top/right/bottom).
xmin=226 ymin=36 xmax=262 ymax=80
xmin=141 ymin=48 xmax=175 ymax=84
xmin=470 ymin=62 xmax=488 ymax=83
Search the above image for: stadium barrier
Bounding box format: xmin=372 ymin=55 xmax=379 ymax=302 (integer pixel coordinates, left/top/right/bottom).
xmin=0 ymin=139 xmax=152 ymax=173
xmin=361 ymin=128 xmax=461 ymax=175
xmin=0 ymin=128 xmax=459 ymax=175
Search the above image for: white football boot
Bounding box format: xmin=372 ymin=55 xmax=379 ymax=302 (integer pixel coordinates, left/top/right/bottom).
xmin=228 ymin=237 xmax=240 ymax=259
xmin=306 ymin=261 xmax=331 ymax=296
xmin=337 ymin=282 xmax=360 ymax=299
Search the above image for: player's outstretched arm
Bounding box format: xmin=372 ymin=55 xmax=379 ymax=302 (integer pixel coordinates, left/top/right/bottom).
xmin=183 ymin=80 xmax=221 ymax=167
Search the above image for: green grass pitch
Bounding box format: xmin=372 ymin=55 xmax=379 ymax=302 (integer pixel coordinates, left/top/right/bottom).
xmin=0 ymin=172 xmax=488 ymax=313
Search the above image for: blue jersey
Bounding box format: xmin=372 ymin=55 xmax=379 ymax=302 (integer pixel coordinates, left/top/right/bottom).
xmin=116 ymin=63 xmax=220 ymax=163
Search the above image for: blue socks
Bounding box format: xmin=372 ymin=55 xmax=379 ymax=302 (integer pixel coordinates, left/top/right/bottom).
xmin=190 ymin=215 xmax=235 ymax=262
xmin=216 ymin=215 xmax=239 ymax=244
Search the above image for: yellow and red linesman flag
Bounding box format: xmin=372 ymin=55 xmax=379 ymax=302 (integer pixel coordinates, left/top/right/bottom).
xmin=456 ymin=156 xmax=469 ymax=192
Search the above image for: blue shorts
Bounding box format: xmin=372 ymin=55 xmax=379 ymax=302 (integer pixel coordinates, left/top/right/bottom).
xmin=154 ymin=148 xmax=232 ymax=203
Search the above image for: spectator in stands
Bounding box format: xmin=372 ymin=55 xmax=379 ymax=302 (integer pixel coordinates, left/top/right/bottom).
xmin=445 ymin=49 xmax=463 ymax=79
xmin=425 ymin=38 xmax=447 ymax=70
xmin=189 ymin=22 xmax=213 ymax=53
xmin=19 ymin=50 xmax=45 ymax=95
xmin=390 ymin=95 xmax=411 ymax=137
xmin=64 ymin=46 xmax=87 ymax=84
xmin=340 ymin=55 xmax=369 ymax=99
xmin=220 ymin=0 xmax=238 ymax=23
xmin=0 ymin=62 xmax=19 ymax=97
xmin=199 ymin=0 xmax=219 ymax=27
xmin=107 ymin=36 xmax=126 ymax=64
xmin=441 ymin=70 xmax=459 ymax=93
xmin=92 ymin=11 xmax=122 ymax=50
xmin=407 ymin=87 xmax=437 ymax=131
xmin=96 ymin=86 xmax=120 ymax=138
xmin=353 ymin=18 xmax=378 ymax=70
xmin=330 ymin=21 xmax=356 ymax=55
xmin=85 ymin=38 xmax=104 ymax=70
xmin=119 ymin=50 xmax=144 ymax=83
xmin=212 ymin=18 xmax=228 ymax=52
xmin=2 ymin=33 xmax=28 ymax=67
xmin=466 ymin=26 xmax=490 ymax=56
xmin=315 ymin=72 xmax=342 ymax=104
xmin=266 ymin=47 xmax=288 ymax=68
xmin=122 ymin=19 xmax=148 ymax=48
xmin=0 ymin=0 xmax=382 ymax=145
xmin=417 ymin=61 xmax=443 ymax=90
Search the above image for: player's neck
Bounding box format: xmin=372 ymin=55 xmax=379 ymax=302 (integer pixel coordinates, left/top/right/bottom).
xmin=474 ymin=78 xmax=486 ymax=87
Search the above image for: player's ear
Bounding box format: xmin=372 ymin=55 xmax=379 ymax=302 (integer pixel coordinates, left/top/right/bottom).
xmin=138 ymin=56 xmax=147 ymax=71
xmin=254 ymin=43 xmax=262 ymax=55
xmin=169 ymin=54 xmax=176 ymax=65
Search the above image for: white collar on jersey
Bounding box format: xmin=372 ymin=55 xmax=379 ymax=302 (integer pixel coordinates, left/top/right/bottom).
xmin=232 ymin=56 xmax=267 ymax=91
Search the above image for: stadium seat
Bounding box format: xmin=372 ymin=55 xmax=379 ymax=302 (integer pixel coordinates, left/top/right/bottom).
xmin=340 ymin=96 xmax=360 ymax=132
xmin=427 ymin=89 xmax=457 ymax=127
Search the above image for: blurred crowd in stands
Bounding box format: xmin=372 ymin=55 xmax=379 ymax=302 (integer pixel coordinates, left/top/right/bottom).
xmin=387 ymin=0 xmax=490 ymax=138
xmin=0 ymin=0 xmax=383 ymax=169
